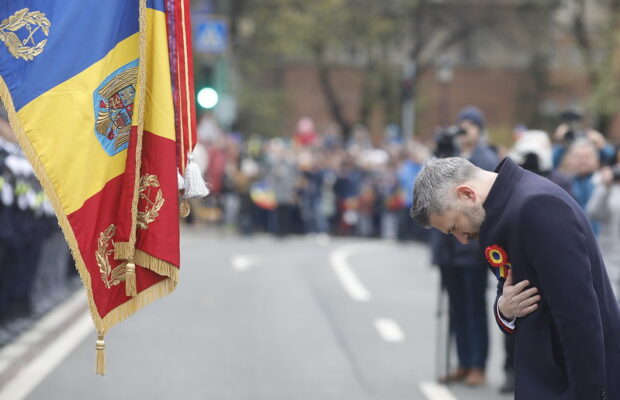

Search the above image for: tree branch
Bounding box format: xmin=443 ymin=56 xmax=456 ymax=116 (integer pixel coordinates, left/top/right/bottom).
xmin=572 ymin=0 xmax=597 ymax=84
xmin=312 ymin=43 xmax=352 ymax=140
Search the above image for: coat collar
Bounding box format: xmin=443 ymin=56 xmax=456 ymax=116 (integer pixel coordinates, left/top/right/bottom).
xmin=482 ymin=157 xmax=524 ymax=214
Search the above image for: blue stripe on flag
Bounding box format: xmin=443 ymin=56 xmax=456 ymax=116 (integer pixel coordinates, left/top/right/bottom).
xmin=0 ymin=0 xmax=139 ymax=111
xmin=147 ymin=0 xmax=166 ymax=12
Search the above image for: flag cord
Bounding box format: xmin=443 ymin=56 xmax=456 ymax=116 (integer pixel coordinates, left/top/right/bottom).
xmin=123 ymin=0 xmax=148 ymax=299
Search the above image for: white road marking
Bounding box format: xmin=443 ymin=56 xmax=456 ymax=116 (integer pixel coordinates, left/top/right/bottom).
xmin=329 ymin=248 xmax=371 ymax=302
xmin=329 ymin=243 xmax=393 ymax=302
xmin=419 ymin=381 xmax=459 ymax=400
xmin=0 ymin=306 xmax=92 ymax=400
xmin=231 ymin=254 xmax=260 ymax=271
xmin=0 ymin=290 xmax=87 ymax=376
xmin=374 ymin=318 xmax=405 ymax=342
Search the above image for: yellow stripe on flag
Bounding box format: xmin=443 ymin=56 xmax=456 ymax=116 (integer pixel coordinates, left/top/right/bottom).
xmin=18 ymin=34 xmax=140 ymax=215
xmin=144 ymin=8 xmax=175 ymax=141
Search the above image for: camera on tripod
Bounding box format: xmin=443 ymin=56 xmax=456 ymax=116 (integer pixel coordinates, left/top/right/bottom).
xmin=434 ymin=125 xmax=467 ymax=158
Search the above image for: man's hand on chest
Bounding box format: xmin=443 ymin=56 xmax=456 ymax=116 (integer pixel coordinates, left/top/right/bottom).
xmin=498 ymin=269 xmax=541 ymax=319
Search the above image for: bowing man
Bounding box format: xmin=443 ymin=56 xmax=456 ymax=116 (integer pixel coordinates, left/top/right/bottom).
xmin=411 ymin=156 xmax=620 ymax=400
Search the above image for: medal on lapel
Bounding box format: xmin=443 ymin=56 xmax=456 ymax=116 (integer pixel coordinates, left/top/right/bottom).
xmin=485 ymin=244 xmax=511 ymax=279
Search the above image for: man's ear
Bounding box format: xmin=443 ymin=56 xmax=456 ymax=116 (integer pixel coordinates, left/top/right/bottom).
xmin=455 ymin=185 xmax=476 ymax=203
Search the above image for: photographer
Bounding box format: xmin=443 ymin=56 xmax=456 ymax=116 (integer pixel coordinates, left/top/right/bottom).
xmin=510 ymin=129 xmax=572 ymax=195
xmin=586 ymin=145 xmax=620 ymax=302
xmin=430 ymin=106 xmax=497 ymax=386
xmin=552 ymin=109 xmax=615 ymax=168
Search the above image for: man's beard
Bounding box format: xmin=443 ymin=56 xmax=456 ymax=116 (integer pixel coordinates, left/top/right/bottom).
xmin=466 ymin=204 xmax=486 ymax=236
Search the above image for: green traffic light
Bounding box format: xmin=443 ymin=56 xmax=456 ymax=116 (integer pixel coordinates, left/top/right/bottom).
xmin=197 ymin=87 xmax=219 ymax=109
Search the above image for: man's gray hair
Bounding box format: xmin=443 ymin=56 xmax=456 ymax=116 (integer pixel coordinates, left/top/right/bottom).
xmin=410 ymin=157 xmax=478 ymax=227
xmin=567 ymin=137 xmax=600 ymax=160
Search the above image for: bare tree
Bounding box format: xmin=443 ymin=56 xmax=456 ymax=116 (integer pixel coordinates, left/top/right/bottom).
xmin=567 ymin=0 xmax=620 ymax=132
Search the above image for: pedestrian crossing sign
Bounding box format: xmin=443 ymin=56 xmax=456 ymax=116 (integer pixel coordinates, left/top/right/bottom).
xmin=194 ymin=18 xmax=227 ymax=54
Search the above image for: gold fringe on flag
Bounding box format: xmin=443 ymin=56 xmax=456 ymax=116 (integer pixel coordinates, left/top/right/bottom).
xmin=100 ymin=277 xmax=177 ymax=331
xmin=114 ymin=246 xmax=179 ymax=282
xmin=133 ymin=250 xmax=179 ymax=281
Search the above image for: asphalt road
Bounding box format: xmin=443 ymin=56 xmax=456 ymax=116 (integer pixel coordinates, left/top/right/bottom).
xmin=3 ymin=229 xmax=513 ymax=400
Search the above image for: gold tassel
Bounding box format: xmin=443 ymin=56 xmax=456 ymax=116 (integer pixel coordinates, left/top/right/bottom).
xmin=125 ymin=262 xmax=137 ymax=297
xmin=96 ymin=332 xmax=106 ymax=375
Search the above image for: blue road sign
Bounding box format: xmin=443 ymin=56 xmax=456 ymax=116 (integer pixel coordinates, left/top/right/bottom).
xmin=194 ymin=18 xmax=228 ymax=54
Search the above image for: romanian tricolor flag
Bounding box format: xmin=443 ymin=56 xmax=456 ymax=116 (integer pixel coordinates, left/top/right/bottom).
xmin=0 ymin=0 xmax=196 ymax=374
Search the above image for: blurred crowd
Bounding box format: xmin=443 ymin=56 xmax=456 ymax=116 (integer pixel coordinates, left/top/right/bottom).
xmin=191 ymin=117 xmax=432 ymax=242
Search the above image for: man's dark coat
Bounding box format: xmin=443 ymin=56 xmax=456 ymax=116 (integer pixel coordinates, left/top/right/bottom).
xmin=479 ymin=157 xmax=620 ymax=400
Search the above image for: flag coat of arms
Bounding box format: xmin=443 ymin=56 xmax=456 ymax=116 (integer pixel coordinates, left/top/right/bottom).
xmin=0 ymin=0 xmax=197 ymax=374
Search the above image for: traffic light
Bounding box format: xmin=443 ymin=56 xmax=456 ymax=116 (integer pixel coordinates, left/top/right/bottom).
xmin=196 ymin=65 xmax=218 ymax=109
